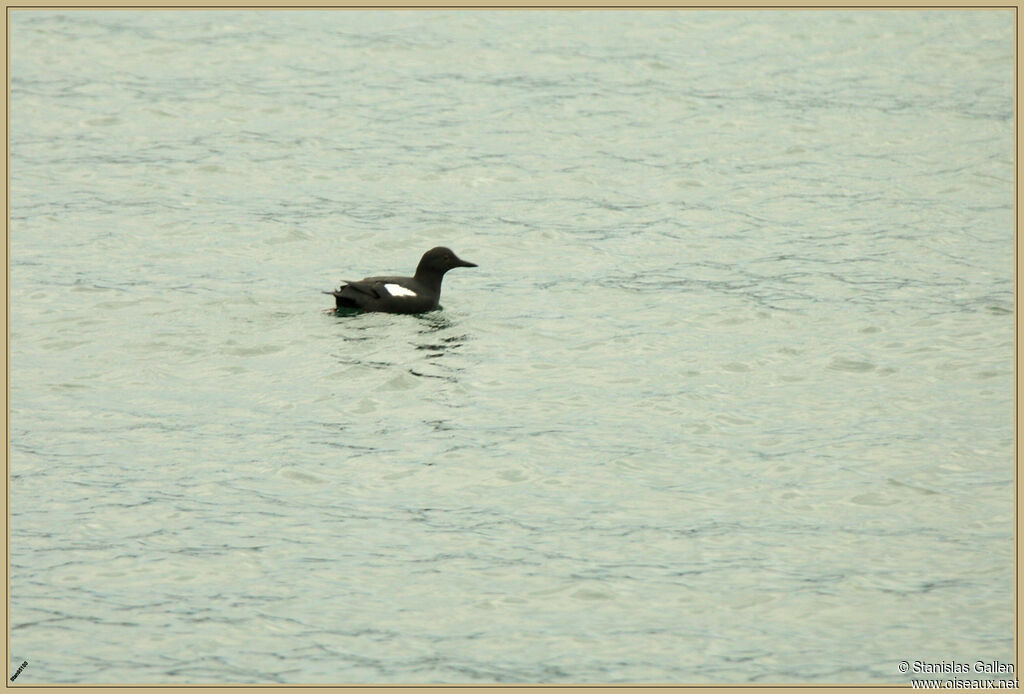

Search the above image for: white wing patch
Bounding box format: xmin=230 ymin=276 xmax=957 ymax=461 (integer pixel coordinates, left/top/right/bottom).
xmin=384 ymin=283 xmax=417 ymax=298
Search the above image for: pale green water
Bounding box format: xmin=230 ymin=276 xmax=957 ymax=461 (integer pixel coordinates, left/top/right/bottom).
xmin=9 ymin=10 xmax=1014 ymax=684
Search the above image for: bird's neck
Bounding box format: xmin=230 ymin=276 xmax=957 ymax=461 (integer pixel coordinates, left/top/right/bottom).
xmin=414 ymin=266 xmax=444 ymax=294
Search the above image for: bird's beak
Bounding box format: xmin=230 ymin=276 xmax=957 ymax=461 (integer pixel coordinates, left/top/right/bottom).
xmin=455 ymin=256 xmax=478 ymax=268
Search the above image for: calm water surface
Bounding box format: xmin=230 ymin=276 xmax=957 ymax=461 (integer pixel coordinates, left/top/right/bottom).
xmin=9 ymin=10 xmax=1014 ymax=684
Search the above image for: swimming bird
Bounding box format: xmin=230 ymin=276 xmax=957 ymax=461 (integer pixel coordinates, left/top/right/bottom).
xmin=325 ymin=246 xmax=477 ymax=314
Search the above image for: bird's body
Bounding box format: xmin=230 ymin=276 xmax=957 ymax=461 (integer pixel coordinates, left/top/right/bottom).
xmin=325 ymin=247 xmax=477 ymax=314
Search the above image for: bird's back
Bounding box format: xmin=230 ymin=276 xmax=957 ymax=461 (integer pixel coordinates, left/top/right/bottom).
xmin=329 ymin=275 xmax=438 ymax=314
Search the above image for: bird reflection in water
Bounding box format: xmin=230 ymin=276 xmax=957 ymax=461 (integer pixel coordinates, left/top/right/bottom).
xmin=411 ymin=312 xmax=469 ymax=381
xmin=327 ymin=309 xmax=470 ymax=382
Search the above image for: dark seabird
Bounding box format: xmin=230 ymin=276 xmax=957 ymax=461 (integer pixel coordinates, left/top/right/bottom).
xmin=325 ymin=246 xmax=477 ymax=314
